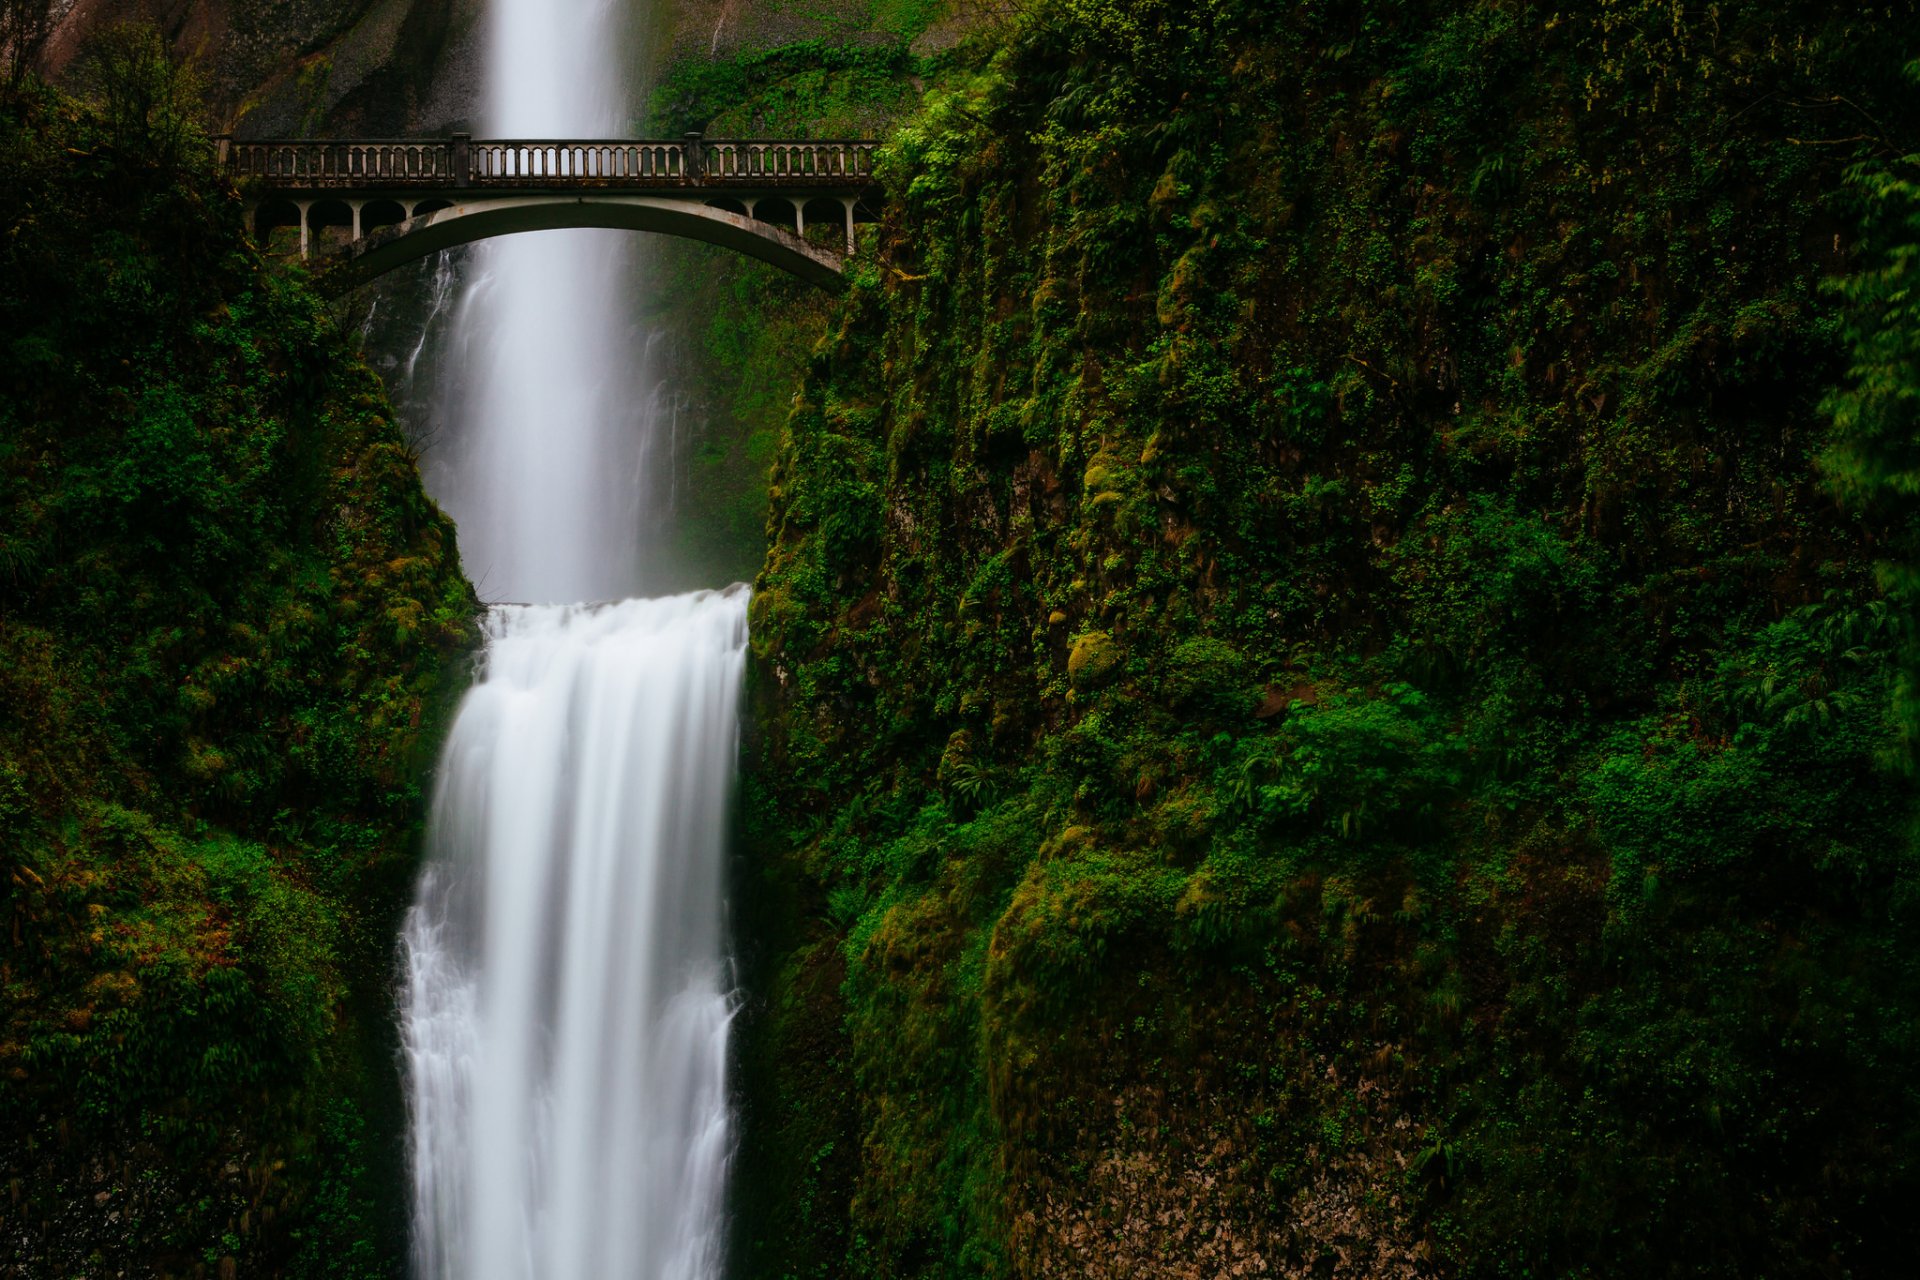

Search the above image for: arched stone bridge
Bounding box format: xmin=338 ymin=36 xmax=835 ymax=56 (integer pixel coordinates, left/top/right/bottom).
xmin=218 ymin=134 xmax=881 ymax=293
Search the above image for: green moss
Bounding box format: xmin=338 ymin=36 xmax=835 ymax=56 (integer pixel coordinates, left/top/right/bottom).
xmin=1065 ymin=631 xmax=1120 ymax=688
xmin=0 ymin=72 xmax=474 ymax=1274
xmin=740 ymin=1 xmax=1920 ymax=1275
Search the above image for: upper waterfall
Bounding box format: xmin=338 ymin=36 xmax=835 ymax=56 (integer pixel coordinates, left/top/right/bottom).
xmin=430 ymin=0 xmax=655 ymax=603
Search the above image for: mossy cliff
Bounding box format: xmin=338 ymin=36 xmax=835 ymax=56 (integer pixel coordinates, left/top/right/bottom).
xmin=737 ymin=2 xmax=1920 ymax=1276
xmin=0 ymin=67 xmax=474 ymax=1276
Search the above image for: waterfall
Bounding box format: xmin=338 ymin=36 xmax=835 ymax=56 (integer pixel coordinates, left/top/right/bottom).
xmin=403 ymin=595 xmax=743 ymax=1279
xmin=429 ymin=0 xmax=653 ymax=606
xmin=397 ymin=1 xmax=743 ymax=1277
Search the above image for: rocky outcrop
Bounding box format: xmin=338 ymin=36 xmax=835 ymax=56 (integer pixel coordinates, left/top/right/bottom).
xmin=40 ymin=0 xmax=482 ymax=133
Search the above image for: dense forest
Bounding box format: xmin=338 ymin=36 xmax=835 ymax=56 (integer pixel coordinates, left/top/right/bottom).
xmin=734 ymin=2 xmax=1920 ymax=1277
xmin=3 ymin=0 xmax=1920 ymax=1276
xmin=0 ymin=30 xmax=474 ymax=1275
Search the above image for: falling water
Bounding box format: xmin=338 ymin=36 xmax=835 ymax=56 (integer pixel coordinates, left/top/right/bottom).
xmin=397 ymin=0 xmax=742 ymax=1276
xmin=403 ymin=595 xmax=743 ymax=1279
xmin=429 ymin=0 xmax=652 ymax=605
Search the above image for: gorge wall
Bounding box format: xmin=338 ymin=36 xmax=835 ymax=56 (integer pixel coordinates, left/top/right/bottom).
xmin=41 ymin=0 xmax=483 ymax=133
xmin=0 ymin=64 xmax=475 ymax=1275
xmin=7 ymin=0 xmax=1920 ymax=1276
xmin=735 ymin=2 xmax=1920 ymax=1276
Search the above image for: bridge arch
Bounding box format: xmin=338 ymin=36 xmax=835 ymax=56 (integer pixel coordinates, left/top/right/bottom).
xmin=224 ymin=135 xmax=882 ymax=293
xmin=320 ymin=194 xmax=852 ymax=294
xmin=255 ymin=198 xmax=302 ymax=251
xmin=361 ymin=198 xmax=408 ymax=235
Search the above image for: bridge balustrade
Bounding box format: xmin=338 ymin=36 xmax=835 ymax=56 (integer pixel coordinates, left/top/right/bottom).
xmin=469 ymin=141 xmax=689 ymax=184
xmin=703 ymin=141 xmax=876 ymax=182
xmin=220 ymin=136 xmax=879 ymax=190
xmin=226 ymin=140 xmax=459 ymax=186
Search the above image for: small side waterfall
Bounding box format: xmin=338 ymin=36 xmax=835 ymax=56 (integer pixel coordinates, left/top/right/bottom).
xmin=403 ymin=594 xmax=744 ymax=1279
xmin=394 ymin=0 xmax=744 ymax=1275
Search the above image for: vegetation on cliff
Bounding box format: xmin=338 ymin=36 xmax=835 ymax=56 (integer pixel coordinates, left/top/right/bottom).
xmin=636 ymin=35 xmax=941 ymax=591
xmin=738 ymin=2 xmax=1920 ymax=1276
xmin=0 ymin=37 xmax=474 ymax=1276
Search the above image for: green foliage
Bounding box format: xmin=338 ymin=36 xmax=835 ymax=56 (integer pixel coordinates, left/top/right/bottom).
xmin=74 ymin=23 xmax=211 ymax=170
xmin=740 ymin=1 xmax=1920 ymax=1276
xmin=0 ymin=0 xmax=50 ymax=94
xmin=1822 ymin=98 xmax=1920 ymax=762
xmin=639 ymin=37 xmax=936 ymax=590
xmin=0 ymin=70 xmax=473 ymax=1274
xmin=651 ymin=40 xmax=927 ymax=137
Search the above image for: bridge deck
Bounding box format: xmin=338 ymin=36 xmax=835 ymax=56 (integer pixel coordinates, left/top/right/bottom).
xmin=218 ymin=135 xmax=880 ymax=193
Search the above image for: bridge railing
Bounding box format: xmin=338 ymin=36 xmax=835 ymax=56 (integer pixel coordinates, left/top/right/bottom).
xmin=225 ymin=139 xmax=459 ymax=186
xmin=219 ymin=136 xmax=879 ymax=191
xmin=702 ymin=141 xmax=877 ymax=182
xmin=469 ymin=140 xmax=690 ymax=184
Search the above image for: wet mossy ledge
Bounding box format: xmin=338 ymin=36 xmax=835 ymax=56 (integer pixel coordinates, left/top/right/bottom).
xmin=736 ymin=1 xmax=1920 ymax=1276
xmin=0 ymin=60 xmax=476 ymax=1276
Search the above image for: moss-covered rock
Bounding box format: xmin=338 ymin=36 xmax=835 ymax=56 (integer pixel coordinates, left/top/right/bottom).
xmin=1065 ymin=631 xmax=1121 ymax=688
xmin=739 ymin=1 xmax=1920 ymax=1276
xmin=0 ymin=78 xmax=474 ymax=1276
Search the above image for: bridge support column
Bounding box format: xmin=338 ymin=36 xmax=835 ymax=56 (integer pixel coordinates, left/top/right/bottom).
xmin=296 ymin=200 xmax=313 ymax=259
xmin=841 ymin=196 xmax=857 ymax=256
xmin=350 ymin=201 xmax=364 ymax=241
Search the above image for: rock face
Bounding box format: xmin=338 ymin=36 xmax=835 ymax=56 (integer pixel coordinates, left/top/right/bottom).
xmin=736 ymin=2 xmax=1920 ymax=1277
xmin=39 ymin=0 xmax=958 ymax=138
xmin=41 ymin=0 xmax=483 ymax=133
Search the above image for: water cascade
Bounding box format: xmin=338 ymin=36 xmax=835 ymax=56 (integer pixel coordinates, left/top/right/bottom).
xmin=397 ymin=0 xmax=743 ymax=1276
xmin=428 ymin=0 xmax=653 ymax=606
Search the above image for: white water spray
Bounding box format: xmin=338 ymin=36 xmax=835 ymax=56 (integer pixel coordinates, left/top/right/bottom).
xmin=398 ymin=1 xmax=742 ymax=1277
xmin=403 ymin=595 xmax=743 ymax=1280
xmin=431 ymin=0 xmax=653 ymax=605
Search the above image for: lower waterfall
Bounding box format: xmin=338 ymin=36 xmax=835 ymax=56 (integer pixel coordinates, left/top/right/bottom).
xmin=401 ymin=590 xmax=748 ymax=1279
